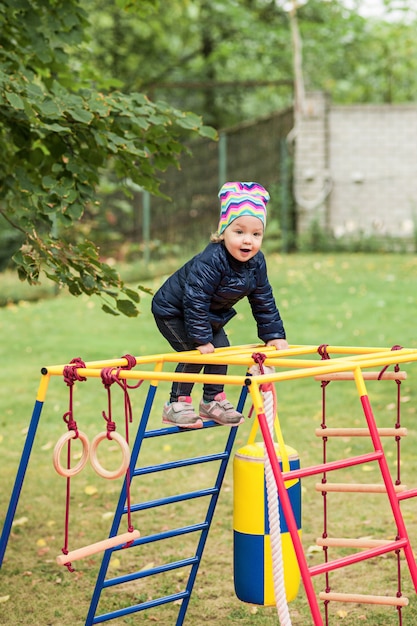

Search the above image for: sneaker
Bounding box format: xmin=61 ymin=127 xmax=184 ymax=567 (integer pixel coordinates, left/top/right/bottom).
xmin=162 ymin=396 xmax=203 ymax=429
xmin=199 ymin=392 xmax=244 ymax=427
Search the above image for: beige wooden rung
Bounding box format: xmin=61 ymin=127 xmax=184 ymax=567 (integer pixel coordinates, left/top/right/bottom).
xmin=56 ymin=529 xmax=140 ymax=566
xmin=319 ymin=591 xmax=409 ymax=607
xmin=315 ymin=482 xmax=407 ymax=494
xmin=315 ymin=427 xmax=408 ymax=438
xmin=314 ymin=371 xmax=407 ymax=381
xmin=316 ymin=537 xmax=394 ymax=549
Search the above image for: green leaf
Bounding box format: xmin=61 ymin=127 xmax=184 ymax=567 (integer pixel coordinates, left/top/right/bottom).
xmin=5 ymin=92 xmax=25 ymax=109
xmin=39 ymin=99 xmax=62 ymax=117
xmin=122 ymin=287 xmax=140 ymax=303
xmin=102 ymin=303 xmax=119 ymax=316
xmin=116 ymin=298 xmax=139 ymax=317
xmin=199 ymin=125 xmax=218 ymax=140
xmin=67 ymin=107 xmax=94 ymax=123
xmin=44 ymin=122 xmax=68 ymax=133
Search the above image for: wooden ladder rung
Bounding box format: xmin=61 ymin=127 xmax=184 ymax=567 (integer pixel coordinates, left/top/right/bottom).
xmin=315 ymin=427 xmax=408 ymax=438
xmin=316 ymin=537 xmax=395 ymax=549
xmin=315 ymin=482 xmax=408 ymax=494
xmin=314 ymin=371 xmax=407 ymax=381
xmin=319 ymin=591 xmax=409 ymax=607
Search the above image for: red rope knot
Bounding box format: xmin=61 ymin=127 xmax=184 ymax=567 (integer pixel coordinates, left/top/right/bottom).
xmin=63 ymin=357 xmax=86 ymax=386
xmin=378 ymin=345 xmax=404 ymax=379
xmin=63 ymin=357 xmax=87 ymax=387
xmin=106 ymin=418 xmax=117 ymax=440
xmin=318 ymin=344 xmax=330 ymax=360
xmin=60 ymin=549 xmax=75 ymax=572
xmin=251 ymin=352 xmax=267 ymax=374
xmin=122 ymin=524 xmax=136 ymax=549
xmin=101 ymin=366 xmax=119 ymax=388
xmin=62 ymin=411 xmax=79 ymax=437
xmin=121 ymin=354 xmax=137 ymax=370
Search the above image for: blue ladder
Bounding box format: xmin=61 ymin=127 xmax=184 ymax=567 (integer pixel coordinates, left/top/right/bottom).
xmin=85 ymin=383 xmax=248 ymax=625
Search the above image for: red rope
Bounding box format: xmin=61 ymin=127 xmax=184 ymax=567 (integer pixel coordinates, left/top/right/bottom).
xmin=378 ymin=344 xmax=403 ymax=379
xmin=318 ymin=344 xmax=330 ymax=360
xmin=251 ymin=352 xmax=266 ymax=374
xmin=60 ymin=358 xmax=87 ymax=572
xmin=99 ymin=356 xmax=139 ymax=537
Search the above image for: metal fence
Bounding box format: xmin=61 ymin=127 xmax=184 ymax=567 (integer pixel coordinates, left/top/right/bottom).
xmin=141 ymin=107 xmax=295 ymax=257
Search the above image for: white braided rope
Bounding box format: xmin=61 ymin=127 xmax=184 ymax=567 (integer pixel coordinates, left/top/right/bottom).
xmin=263 ymin=385 xmax=292 ymax=626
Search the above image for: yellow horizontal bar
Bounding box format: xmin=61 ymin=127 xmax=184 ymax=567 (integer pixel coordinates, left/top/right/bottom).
xmin=41 ymin=344 xmax=417 ymax=386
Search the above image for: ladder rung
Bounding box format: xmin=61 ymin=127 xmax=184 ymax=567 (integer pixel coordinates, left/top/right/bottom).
xmin=319 ymin=591 xmax=409 ymax=607
xmin=315 ymin=427 xmax=407 ymax=438
xmin=314 ymin=371 xmax=407 ymax=381
xmin=309 ymin=537 xmax=408 ymax=577
xmin=128 ymin=487 xmax=218 ymax=513
xmin=134 ymin=451 xmax=228 ymax=476
xmin=316 ymin=537 xmax=393 ymax=549
xmin=144 ymin=421 xmax=219 ymax=438
xmin=398 ymin=487 xmax=417 ymax=501
xmin=92 ymin=591 xmax=190 ymax=623
xmin=282 ymin=450 xmax=383 ymax=482
xmin=103 ymin=556 xmax=199 ymax=588
xmin=123 ymin=522 xmax=208 ymax=547
xmin=315 ymin=482 xmax=407 ymax=494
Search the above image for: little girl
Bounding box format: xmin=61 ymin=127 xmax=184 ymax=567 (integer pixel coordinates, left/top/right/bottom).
xmin=152 ymin=181 xmax=289 ymax=429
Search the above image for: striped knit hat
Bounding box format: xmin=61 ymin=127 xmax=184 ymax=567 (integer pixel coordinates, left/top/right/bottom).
xmin=217 ymin=181 xmax=270 ymax=235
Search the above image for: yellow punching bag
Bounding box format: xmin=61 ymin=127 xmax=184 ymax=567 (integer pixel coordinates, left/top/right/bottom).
xmin=233 ymin=439 xmax=302 ymax=606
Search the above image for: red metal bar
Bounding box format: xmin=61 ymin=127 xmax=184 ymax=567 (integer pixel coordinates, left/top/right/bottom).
xmin=309 ymin=538 xmax=408 ymax=577
xmin=282 ymin=451 xmax=383 ymax=482
xmin=397 ymin=487 xmax=417 ymax=502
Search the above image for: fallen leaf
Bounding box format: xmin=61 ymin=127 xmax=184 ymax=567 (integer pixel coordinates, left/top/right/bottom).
xmin=0 ymin=595 xmax=10 ymax=604
xmin=36 ymin=538 xmax=47 ymax=547
xmin=307 ymin=545 xmax=322 ymax=554
xmin=41 ymin=441 xmax=53 ymax=451
xmin=337 ymin=609 xmax=348 ymax=618
xmin=84 ymin=485 xmax=98 ymax=496
xmin=109 ymin=557 xmax=121 ymax=570
xmin=12 ymin=516 xmax=28 ymax=527
xmin=139 ymin=562 xmax=155 ymax=572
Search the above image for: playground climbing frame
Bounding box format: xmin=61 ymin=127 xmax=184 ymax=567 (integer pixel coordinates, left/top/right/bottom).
xmin=2 ymin=344 xmax=417 ymax=625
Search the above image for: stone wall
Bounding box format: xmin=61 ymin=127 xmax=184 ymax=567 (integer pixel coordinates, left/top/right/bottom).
xmin=294 ymin=92 xmax=417 ymax=243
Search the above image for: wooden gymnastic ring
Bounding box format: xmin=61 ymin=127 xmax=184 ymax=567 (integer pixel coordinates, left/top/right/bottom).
xmin=89 ymin=431 xmax=130 ymax=479
xmin=53 ymin=430 xmax=90 ymax=477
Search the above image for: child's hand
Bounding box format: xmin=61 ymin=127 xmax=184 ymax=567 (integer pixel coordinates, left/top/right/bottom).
xmin=266 ymin=338 xmax=289 ymax=351
xmin=197 ymin=342 xmax=215 ymax=354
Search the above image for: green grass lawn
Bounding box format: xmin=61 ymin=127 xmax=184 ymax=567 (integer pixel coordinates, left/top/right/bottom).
xmin=1 ymin=252 xmax=417 ymax=625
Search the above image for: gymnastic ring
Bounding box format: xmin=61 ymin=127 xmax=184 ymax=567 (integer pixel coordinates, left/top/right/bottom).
xmin=53 ymin=430 xmax=90 ymax=477
xmin=89 ymin=431 xmax=130 ymax=479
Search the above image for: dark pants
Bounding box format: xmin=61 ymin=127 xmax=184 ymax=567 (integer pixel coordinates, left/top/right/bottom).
xmin=153 ymin=315 xmax=229 ymax=402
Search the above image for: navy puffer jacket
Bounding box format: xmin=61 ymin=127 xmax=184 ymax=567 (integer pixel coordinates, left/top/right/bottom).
xmin=151 ymin=242 xmax=286 ymax=346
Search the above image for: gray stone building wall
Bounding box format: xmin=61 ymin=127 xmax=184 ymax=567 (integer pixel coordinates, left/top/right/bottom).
xmin=295 ymin=91 xmax=417 ymax=243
